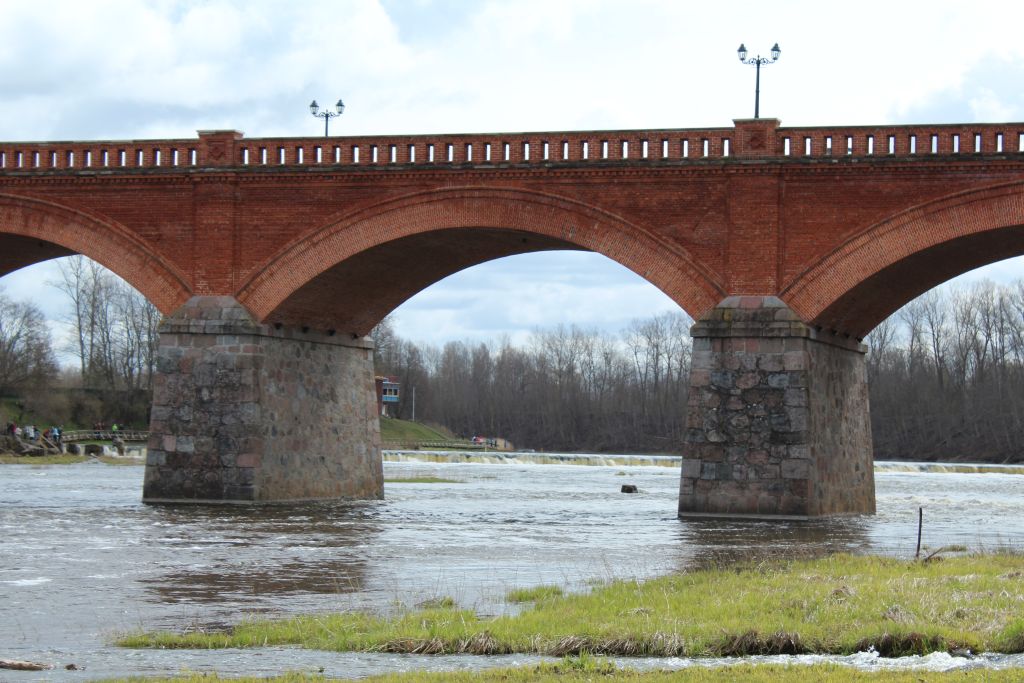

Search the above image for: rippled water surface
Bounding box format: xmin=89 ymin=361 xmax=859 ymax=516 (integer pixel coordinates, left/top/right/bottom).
xmin=2 ymin=455 xmax=1023 ymax=680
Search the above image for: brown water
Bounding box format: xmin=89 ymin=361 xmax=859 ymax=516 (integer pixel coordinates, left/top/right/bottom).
xmin=1 ymin=457 xmax=1023 ymax=680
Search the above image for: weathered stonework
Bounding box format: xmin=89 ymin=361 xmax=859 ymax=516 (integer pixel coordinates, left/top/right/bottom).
xmin=679 ymin=296 xmax=875 ymax=518
xmin=143 ymin=296 xmax=383 ymax=503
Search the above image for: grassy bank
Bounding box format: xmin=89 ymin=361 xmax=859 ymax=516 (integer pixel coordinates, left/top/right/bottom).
xmin=379 ymin=419 xmax=452 ymax=443
xmin=0 ymin=453 xmax=142 ymax=465
xmin=90 ymin=661 xmax=1024 ymax=682
xmin=118 ymin=553 xmax=1024 ymax=657
xmin=0 ymin=453 xmax=89 ymax=465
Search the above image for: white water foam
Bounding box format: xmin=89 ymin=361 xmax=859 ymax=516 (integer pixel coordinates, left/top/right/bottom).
xmin=386 ymin=451 xmax=1024 ymax=475
xmin=2 ymin=577 xmax=52 ymax=586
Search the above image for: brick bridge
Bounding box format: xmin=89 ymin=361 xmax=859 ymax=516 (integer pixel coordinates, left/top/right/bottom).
xmin=3 ymin=118 xmax=1024 ymax=517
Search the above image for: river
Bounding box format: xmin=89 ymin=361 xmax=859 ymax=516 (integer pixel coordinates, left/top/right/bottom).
xmin=2 ymin=455 xmax=1023 ymax=680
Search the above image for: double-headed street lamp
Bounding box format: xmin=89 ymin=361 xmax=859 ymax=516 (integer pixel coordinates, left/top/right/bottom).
xmin=309 ymin=98 xmax=345 ymax=137
xmin=737 ymin=43 xmax=781 ymax=119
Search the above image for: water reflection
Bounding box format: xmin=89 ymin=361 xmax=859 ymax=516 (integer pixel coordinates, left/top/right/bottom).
xmin=142 ymin=558 xmax=370 ymax=604
xmin=679 ymin=516 xmax=873 ymax=570
xmin=138 ymin=502 xmax=381 ymax=605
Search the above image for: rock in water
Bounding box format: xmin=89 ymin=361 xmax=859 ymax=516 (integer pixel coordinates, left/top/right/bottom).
xmin=620 ymin=484 xmax=639 ymax=493
xmin=0 ymin=659 xmax=53 ymax=671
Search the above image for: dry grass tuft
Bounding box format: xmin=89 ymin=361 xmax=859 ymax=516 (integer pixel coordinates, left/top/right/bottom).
xmin=854 ymin=632 xmax=950 ymax=657
xmin=883 ymin=604 xmax=914 ymax=623
xmin=714 ymin=630 xmax=808 ymax=656
xmin=378 ymin=638 xmax=445 ymax=655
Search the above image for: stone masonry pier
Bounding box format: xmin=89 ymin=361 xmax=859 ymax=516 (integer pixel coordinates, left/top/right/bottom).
xmin=143 ymin=296 xmax=383 ymax=504
xmin=679 ymin=296 xmax=875 ymax=518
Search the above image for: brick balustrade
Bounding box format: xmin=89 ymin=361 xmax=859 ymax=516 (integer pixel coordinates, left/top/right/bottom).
xmin=2 ymin=119 xmax=1023 ymax=173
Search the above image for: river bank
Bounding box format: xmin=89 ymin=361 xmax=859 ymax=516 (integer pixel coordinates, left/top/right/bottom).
xmin=91 ymin=660 xmax=1024 ymax=683
xmin=0 ymin=452 xmax=144 ymax=465
xmin=117 ymin=553 xmax=1024 ymax=658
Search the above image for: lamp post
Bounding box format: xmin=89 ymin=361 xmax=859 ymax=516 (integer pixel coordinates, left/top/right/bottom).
xmin=309 ymin=98 xmax=345 ymax=137
xmin=737 ymin=43 xmax=780 ymax=119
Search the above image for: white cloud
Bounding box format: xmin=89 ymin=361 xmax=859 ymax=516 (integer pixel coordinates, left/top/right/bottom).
xmin=970 ymin=90 xmax=1015 ymax=123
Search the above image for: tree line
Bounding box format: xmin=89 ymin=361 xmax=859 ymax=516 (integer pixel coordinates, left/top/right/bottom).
xmin=866 ymin=280 xmax=1024 ymax=462
xmin=0 ymin=256 xmax=160 ymax=427
xmin=372 ymin=312 xmax=692 ymax=453
xmin=2 ymin=253 xmax=1024 ymax=462
xmin=375 ymin=280 xmax=1024 ymax=461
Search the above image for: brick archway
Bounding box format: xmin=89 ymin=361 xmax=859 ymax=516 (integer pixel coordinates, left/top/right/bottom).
xmin=782 ymin=181 xmax=1024 ymax=339
xmin=0 ymin=193 xmax=192 ymax=314
xmin=237 ymin=187 xmax=725 ymax=334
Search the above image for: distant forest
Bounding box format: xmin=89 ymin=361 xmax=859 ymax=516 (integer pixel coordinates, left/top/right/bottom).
xmin=374 ymin=280 xmax=1024 ymax=463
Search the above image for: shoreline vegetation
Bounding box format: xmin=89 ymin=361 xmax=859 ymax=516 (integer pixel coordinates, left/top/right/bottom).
xmin=117 ymin=554 xmax=1024 ymax=658
xmin=90 ymin=661 xmax=1024 ymax=683
xmin=0 ymin=452 xmax=142 ymax=465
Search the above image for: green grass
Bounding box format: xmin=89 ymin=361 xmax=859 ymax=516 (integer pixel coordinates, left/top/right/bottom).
xmin=117 ymin=553 xmax=1024 ymax=657
xmin=97 ymin=455 xmax=144 ymax=465
xmin=384 ymin=476 xmax=461 ymax=484
xmin=89 ymin=661 xmax=1024 ymax=683
xmin=0 ymin=396 xmax=27 ymax=422
xmin=415 ymin=596 xmax=457 ymax=609
xmin=0 ymin=453 xmax=142 ymax=465
xmin=0 ymin=453 xmax=89 ymax=465
xmin=379 ymin=419 xmax=452 ymax=443
xmin=506 ymin=585 xmax=565 ymax=603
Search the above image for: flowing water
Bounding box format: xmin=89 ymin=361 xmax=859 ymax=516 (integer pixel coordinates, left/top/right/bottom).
xmin=2 ymin=454 xmax=1024 ymax=681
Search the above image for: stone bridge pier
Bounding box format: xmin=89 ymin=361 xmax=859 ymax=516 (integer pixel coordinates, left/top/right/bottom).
xmin=143 ymin=296 xmax=383 ymax=504
xmin=679 ymin=296 xmax=875 ymax=518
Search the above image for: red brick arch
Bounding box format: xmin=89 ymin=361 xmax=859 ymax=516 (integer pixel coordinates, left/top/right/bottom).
xmin=783 ymin=181 xmax=1024 ymax=338
xmin=237 ymin=187 xmax=725 ymax=332
xmin=0 ymin=193 xmax=192 ymax=314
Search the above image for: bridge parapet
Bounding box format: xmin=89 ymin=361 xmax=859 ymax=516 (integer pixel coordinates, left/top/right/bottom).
xmin=0 ymin=138 xmax=200 ymax=172
xmin=3 ymin=121 xmax=1023 ymax=174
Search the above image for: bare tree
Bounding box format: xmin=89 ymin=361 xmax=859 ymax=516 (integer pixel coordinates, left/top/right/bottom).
xmin=49 ymin=255 xmax=161 ymax=392
xmin=0 ymin=289 xmax=58 ymax=394
xmin=371 ymin=311 xmax=693 ymax=453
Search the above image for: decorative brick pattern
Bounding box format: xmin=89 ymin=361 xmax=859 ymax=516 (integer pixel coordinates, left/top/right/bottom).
xmin=143 ymin=296 xmax=383 ymax=503
xmin=679 ymin=296 xmax=874 ymax=518
xmin=235 ymin=187 xmax=725 ymax=335
xmin=0 ymin=194 xmax=191 ymax=313
xmin=784 ymin=182 xmax=1024 ymax=337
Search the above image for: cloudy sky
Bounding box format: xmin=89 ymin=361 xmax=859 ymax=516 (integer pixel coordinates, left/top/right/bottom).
xmin=2 ymin=0 xmax=1024 ymax=350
